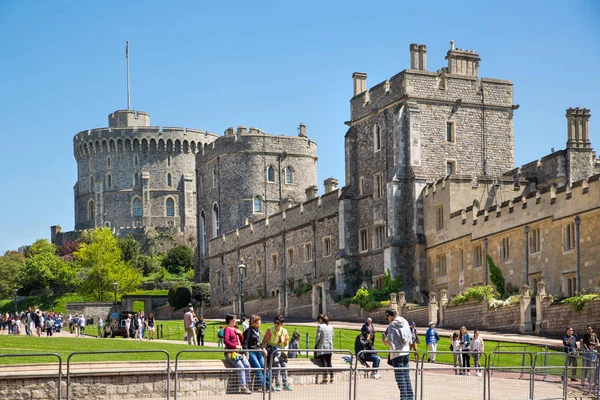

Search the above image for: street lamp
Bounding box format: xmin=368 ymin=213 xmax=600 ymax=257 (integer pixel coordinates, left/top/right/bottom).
xmin=238 ymin=264 xmax=247 ymax=318
xmin=524 ymin=226 xmax=530 ymax=286
xmin=483 ymin=238 xmax=489 ymax=286
xmin=113 ymin=281 xmax=118 ymax=313
xmin=574 ymin=216 xmax=581 ymax=293
xmin=13 ymin=287 xmax=18 ymax=316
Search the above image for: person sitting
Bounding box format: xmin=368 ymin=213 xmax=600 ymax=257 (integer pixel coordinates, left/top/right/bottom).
xmin=355 ymin=331 xmax=381 ymax=379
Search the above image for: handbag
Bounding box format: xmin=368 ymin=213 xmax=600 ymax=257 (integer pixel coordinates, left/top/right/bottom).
xmin=226 ymin=352 xmax=242 ymax=362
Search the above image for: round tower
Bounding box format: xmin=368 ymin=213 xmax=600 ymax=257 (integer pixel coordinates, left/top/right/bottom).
xmin=195 ymin=124 xmax=318 ymax=256
xmin=73 ymin=110 xmax=218 ymax=242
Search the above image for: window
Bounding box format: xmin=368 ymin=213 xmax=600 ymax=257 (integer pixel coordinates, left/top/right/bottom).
xmin=256 ymin=259 xmax=263 ymax=276
xmin=473 ymin=244 xmax=483 ymax=268
xmin=374 ymin=225 xmax=385 ymax=249
xmin=212 ymin=167 xmax=217 ymax=188
xmin=272 ymin=254 xmax=278 ymax=271
xmin=304 ymin=243 xmax=313 ymax=261
xmin=359 ymin=229 xmax=368 ymax=253
xmin=446 ymin=161 xmax=455 ymax=176
xmin=374 ymin=173 xmax=383 ymax=199
xmin=167 ymin=156 xmax=171 ymax=167
xmin=285 ymin=167 xmax=293 ymax=184
xmin=134 ymin=156 xmax=138 ymax=167
xmin=323 ymin=237 xmax=332 ymax=257
xmin=107 ymin=174 xmax=112 ymax=189
xmin=106 ymin=157 xmax=111 ymax=168
xmin=436 ymin=205 xmax=444 ymax=230
xmin=212 ymin=203 xmax=220 ymax=237
xmin=166 ymin=198 xmax=175 ymax=217
xmin=133 ymin=198 xmax=142 ymax=217
xmin=200 ymin=210 xmax=207 ymax=256
xmin=374 ymin=124 xmax=381 ymax=151
xmin=267 ymin=166 xmax=275 ymax=182
xmin=359 ymin=176 xmax=364 ymax=195
xmin=564 ymin=223 xmax=575 ymax=251
xmin=88 ymin=200 xmax=95 ymax=221
xmin=253 ymin=196 xmax=262 ymax=213
xmin=287 ymin=248 xmax=294 ymax=266
xmin=501 ymin=237 xmax=510 ymax=260
xmin=530 ymin=227 xmax=541 ymax=254
xmin=167 ymin=173 xmax=172 ymax=188
xmin=89 ymin=176 xmax=94 ymax=192
xmin=436 ymin=254 xmax=447 ymax=277
xmin=134 ymin=173 xmax=139 ymax=186
xmin=446 ymin=121 xmax=455 ymax=142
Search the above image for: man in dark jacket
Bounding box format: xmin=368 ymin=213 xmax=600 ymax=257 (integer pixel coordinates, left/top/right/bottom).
xmin=196 ymin=316 xmax=207 ymax=346
xmin=562 ymin=326 xmax=578 ymax=382
xmin=355 ymin=331 xmax=381 ymax=379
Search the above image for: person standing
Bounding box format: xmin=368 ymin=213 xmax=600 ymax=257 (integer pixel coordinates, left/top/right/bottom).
xmin=471 ymin=330 xmax=484 ymax=377
xmin=409 ymin=322 xmax=420 ymax=362
xmin=133 ymin=313 xmax=141 ymax=340
xmin=451 ymin=332 xmax=462 ymax=375
xmin=147 ymin=313 xmax=155 ymax=340
xmin=262 ymin=315 xmax=292 ymax=391
xmin=459 ymin=326 xmax=471 ymax=375
xmin=217 ymin=325 xmax=225 ymax=347
xmin=140 ymin=311 xmax=146 ymax=340
xmin=315 ymin=314 xmax=334 ymax=384
xmin=196 ymin=315 xmax=207 ymax=346
xmin=361 ymin=317 xmax=375 ymax=337
xmin=583 ymin=326 xmax=599 ymax=350
xmin=562 ymin=326 xmax=578 ymax=382
xmin=242 ymin=317 xmax=249 ymax=331
xmin=79 ymin=314 xmax=86 ymax=336
xmin=183 ymin=307 xmax=196 ymax=345
xmin=125 ymin=314 xmax=131 ymax=338
xmin=383 ymin=308 xmax=414 ymax=400
xmin=242 ymin=314 xmax=270 ymax=392
xmin=224 ymin=313 xmax=252 ymax=394
xmin=425 ymin=322 xmax=440 ymax=363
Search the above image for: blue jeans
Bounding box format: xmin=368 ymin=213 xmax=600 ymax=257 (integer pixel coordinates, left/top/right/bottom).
xmin=392 ymin=355 xmax=414 ymax=400
xmin=364 ymin=353 xmax=381 ymax=374
xmin=247 ymin=351 xmax=269 ymax=389
xmin=227 ymin=355 xmax=251 ymax=387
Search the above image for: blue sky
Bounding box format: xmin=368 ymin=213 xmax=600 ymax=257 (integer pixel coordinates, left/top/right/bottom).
xmin=0 ymin=1 xmax=598 ymax=253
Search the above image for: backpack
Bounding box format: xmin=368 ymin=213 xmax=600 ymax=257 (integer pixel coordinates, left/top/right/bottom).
xmin=217 ymin=329 xmax=224 ymax=338
xmin=450 ymin=344 xmax=454 ymax=351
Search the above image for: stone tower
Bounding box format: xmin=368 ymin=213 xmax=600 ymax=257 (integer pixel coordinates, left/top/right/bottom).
xmin=341 ymin=41 xmax=517 ymax=300
xmin=73 ymin=110 xmax=218 ymax=242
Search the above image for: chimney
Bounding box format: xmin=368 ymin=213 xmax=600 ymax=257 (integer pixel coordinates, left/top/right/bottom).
xmin=410 ymin=43 xmax=419 ymax=69
xmin=445 ymin=41 xmax=481 ymax=77
xmin=418 ymin=44 xmax=427 ymax=70
xmin=298 ymin=122 xmax=307 ymax=137
xmin=305 ymin=185 xmax=318 ymax=200
xmin=352 ymin=72 xmax=367 ymax=96
xmin=324 ymin=177 xmax=338 ymax=193
xmin=566 ymin=107 xmax=592 ymax=149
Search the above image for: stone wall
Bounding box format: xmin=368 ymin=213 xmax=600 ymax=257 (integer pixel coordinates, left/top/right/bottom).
xmin=66 ymin=302 xmax=113 ymax=323
xmin=404 ymin=306 xmax=430 ymax=327
xmin=539 ymin=297 xmax=600 ymax=336
xmin=442 ymin=301 xmax=520 ymax=332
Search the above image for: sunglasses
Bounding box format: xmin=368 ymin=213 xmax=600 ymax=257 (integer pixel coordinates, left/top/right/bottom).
xmin=275 ymin=322 xmax=282 ymax=326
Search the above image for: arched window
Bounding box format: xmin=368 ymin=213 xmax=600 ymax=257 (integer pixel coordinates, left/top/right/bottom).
xmin=106 ymin=157 xmax=111 ymax=168
xmin=166 ymin=198 xmax=175 ymax=217
xmin=107 ymin=174 xmax=112 ymax=189
xmin=167 ymin=173 xmax=172 ymax=188
xmin=267 ymin=166 xmax=275 ymax=182
xmin=167 ymin=156 xmax=171 ymax=167
xmin=374 ymin=124 xmax=381 ymax=151
xmin=253 ymin=196 xmax=262 ymax=213
xmin=89 ymin=176 xmax=94 ymax=192
xmin=88 ymin=200 xmax=95 ymax=220
xmin=212 ymin=203 xmax=220 ymax=237
xmin=133 ymin=198 xmax=142 ymax=217
xmin=134 ymin=173 xmax=139 ymax=186
xmin=285 ymin=167 xmax=292 ymax=184
xmin=200 ymin=210 xmax=207 ymax=256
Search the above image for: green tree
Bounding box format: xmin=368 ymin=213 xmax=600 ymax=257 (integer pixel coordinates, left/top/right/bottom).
xmin=192 ymin=283 xmax=211 ymax=305
xmin=75 ymin=228 xmax=142 ymax=301
xmin=133 ymin=254 xmax=162 ymax=275
xmin=488 ymin=255 xmax=506 ymax=297
xmin=118 ymin=233 xmax=140 ymax=263
xmin=162 ymin=245 xmax=194 ymax=274
xmin=168 ymin=282 xmax=192 ymax=309
xmin=0 ymin=251 xmax=25 ymax=298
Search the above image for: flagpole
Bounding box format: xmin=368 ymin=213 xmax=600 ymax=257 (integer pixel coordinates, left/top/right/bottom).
xmin=126 ymin=41 xmax=130 ymax=110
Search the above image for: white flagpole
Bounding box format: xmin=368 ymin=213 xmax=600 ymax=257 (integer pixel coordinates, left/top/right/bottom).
xmin=126 ymin=41 xmax=130 ymax=110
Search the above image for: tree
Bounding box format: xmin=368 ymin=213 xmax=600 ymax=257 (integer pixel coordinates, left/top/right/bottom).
xmin=118 ymin=234 xmax=140 ymax=263
xmin=75 ymin=228 xmax=141 ymax=301
xmin=0 ymin=251 xmax=25 ymax=298
xmin=133 ymin=254 xmax=162 ymax=275
xmin=168 ymin=282 xmax=192 ymax=309
xmin=488 ymin=255 xmax=506 ymax=298
xmin=192 ymin=283 xmax=211 ymax=305
xmin=162 ymin=245 xmax=194 ymax=275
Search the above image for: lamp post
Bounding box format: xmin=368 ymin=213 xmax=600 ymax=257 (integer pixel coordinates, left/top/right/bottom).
xmin=113 ymin=281 xmax=118 ymax=313
xmin=13 ymin=287 xmax=18 ymax=316
xmin=524 ymin=226 xmax=530 ymax=286
xmin=238 ymin=263 xmax=246 ymax=318
xmin=483 ymin=238 xmax=489 ymax=286
xmin=574 ymin=216 xmax=581 ymax=293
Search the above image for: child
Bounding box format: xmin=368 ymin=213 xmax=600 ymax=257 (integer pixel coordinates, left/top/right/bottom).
xmin=471 ymin=330 xmax=484 ymax=377
xmin=288 ymin=330 xmax=300 ymax=358
xmin=451 ymin=332 xmax=462 ymax=375
xmin=217 ymin=325 xmax=225 ymax=348
xmin=582 ymin=342 xmax=598 ymax=394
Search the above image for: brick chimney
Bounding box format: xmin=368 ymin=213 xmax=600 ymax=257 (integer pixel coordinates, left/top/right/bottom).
xmin=445 ymin=40 xmax=480 ymax=77
xmin=324 ymin=178 xmax=338 ymax=193
xmin=409 ymin=43 xmax=419 ymax=69
xmin=352 ymin=72 xmax=367 ymax=96
xmin=566 ymin=107 xmax=591 ymax=149
xmin=418 ymin=45 xmax=427 ymax=70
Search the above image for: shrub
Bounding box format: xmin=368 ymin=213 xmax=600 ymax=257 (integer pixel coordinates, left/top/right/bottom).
xmin=293 ymin=281 xmax=312 ymax=296
xmin=561 ymin=293 xmax=600 ymax=312
xmin=488 ymin=256 xmax=505 ymax=298
xmin=162 ymin=245 xmax=194 ymax=274
xmin=168 ymin=282 xmax=192 ymax=309
xmin=451 ymin=285 xmax=495 ymax=306
xmin=339 ymin=297 xmax=354 ymax=307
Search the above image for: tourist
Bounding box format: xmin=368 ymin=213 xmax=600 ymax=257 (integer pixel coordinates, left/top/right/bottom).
xmin=451 ymin=332 xmax=462 ymax=375
xmin=147 ymin=313 xmax=155 ymax=340
xmin=459 ymin=326 xmax=471 ymax=375
xmin=196 ymin=315 xmax=207 ymax=346
xmin=97 ymin=317 xmax=103 ymax=338
xmin=262 ymin=315 xmax=292 ymax=391
xmin=471 ymin=330 xmax=484 ymax=376
xmin=74 ymin=314 xmax=81 ymax=337
xmin=79 ymin=314 xmax=86 ymax=336
xmin=562 ymin=326 xmax=578 ymax=382
xmin=183 ymin=307 xmax=196 ymax=345
xmin=409 ymin=322 xmax=420 ymax=362
xmin=383 ymin=308 xmax=414 ymax=400
xmin=242 ymin=314 xmax=270 ymax=391
xmin=217 ymin=325 xmax=225 ymax=347
xmin=315 ymin=314 xmax=334 ymax=384
xmin=582 ymin=342 xmax=597 ymax=391
xmin=223 ymin=313 xmax=252 ymax=394
xmin=242 ymin=316 xmax=249 ymax=331
xmin=425 ymin=321 xmax=440 ymax=363
xmin=355 ymin=331 xmax=381 ymax=379
xmin=288 ymin=330 xmax=300 ymax=358
xmin=583 ymin=325 xmax=599 ymax=350
xmin=34 ymin=307 xmax=42 ymax=336
xmin=361 ymin=317 xmax=375 ymax=336
xmin=133 ymin=313 xmax=141 ymax=340
xmin=27 ymin=307 xmax=33 ymax=336
xmin=125 ymin=314 xmax=131 ymax=339
xmin=45 ymin=316 xmax=54 ymax=336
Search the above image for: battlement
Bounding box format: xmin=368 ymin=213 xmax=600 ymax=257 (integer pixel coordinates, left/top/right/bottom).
xmin=108 ymin=110 xmax=151 ymax=128
xmin=349 ymin=41 xmax=514 ymax=123
xmin=207 ymin=188 xmax=340 ymax=255
xmin=196 ymin=124 xmax=317 ymax=165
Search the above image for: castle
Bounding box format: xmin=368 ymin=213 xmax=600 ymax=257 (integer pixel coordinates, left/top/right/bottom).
xmin=53 ymin=41 xmax=599 ymax=318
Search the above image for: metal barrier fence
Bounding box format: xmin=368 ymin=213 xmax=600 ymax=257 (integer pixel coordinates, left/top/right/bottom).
xmin=488 ymin=351 xmax=532 ymax=400
xmin=422 ymin=351 xmax=487 ymax=400
xmin=66 ymin=350 xmax=171 ymax=400
xmin=355 ymin=350 xmax=419 ymax=400
xmin=0 ymin=353 xmax=62 ymax=400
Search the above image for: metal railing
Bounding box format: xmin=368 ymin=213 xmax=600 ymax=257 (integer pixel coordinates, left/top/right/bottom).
xmin=0 ymin=353 xmax=62 ymax=400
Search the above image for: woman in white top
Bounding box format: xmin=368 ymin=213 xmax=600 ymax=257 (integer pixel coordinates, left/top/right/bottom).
xmin=471 ymin=330 xmax=484 ymax=376
xmin=451 ymin=332 xmax=462 ymax=375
